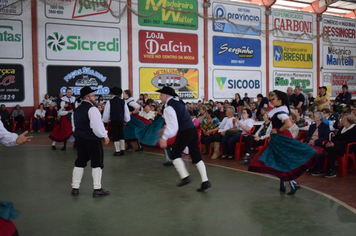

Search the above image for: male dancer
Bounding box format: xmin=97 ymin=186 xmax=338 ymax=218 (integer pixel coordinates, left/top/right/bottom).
xmin=102 ymin=87 xmax=130 ymax=156
xmin=157 ymin=86 xmax=211 ymax=191
xmin=71 ymin=86 xmax=110 ymax=197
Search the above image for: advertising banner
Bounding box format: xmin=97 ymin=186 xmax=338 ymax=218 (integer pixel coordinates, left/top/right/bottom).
xmin=323 ymin=72 xmax=356 ymax=96
xmin=139 ymin=30 xmax=198 ymax=64
xmin=0 ymin=64 xmax=24 ymax=102
xmin=322 ymin=17 xmax=356 ymax=44
xmin=45 ymin=23 xmax=121 ymax=62
xmin=213 ymin=36 xmax=261 ymax=66
xmin=273 ymin=71 xmax=313 ymax=94
xmin=0 ymin=0 xmax=22 ymax=15
xmin=45 ymin=0 xmax=120 ymax=23
xmin=273 ymin=41 xmax=313 ymax=68
xmin=0 ymin=20 xmax=23 ymax=59
xmin=272 ymin=10 xmax=313 ymax=40
xmin=322 ymin=45 xmax=356 ymax=70
xmin=212 ymin=3 xmax=261 ymax=35
xmin=138 ymin=0 xmax=198 ymax=30
xmin=213 ymin=70 xmax=262 ymax=99
xmin=47 ymin=65 xmax=121 ymax=101
xmin=139 ymin=68 xmax=198 ymax=99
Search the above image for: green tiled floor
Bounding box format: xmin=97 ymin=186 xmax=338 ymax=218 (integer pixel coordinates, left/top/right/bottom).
xmin=1 ymin=145 xmax=356 ymax=236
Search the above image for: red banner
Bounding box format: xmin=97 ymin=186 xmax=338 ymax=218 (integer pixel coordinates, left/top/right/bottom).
xmin=139 ymin=30 xmax=198 ymax=64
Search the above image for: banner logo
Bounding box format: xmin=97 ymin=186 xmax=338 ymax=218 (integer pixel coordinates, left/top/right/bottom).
xmin=273 ymin=41 xmax=313 ymax=68
xmin=47 ymin=32 xmax=65 ymax=52
xmin=215 ymin=77 xmax=227 ymax=90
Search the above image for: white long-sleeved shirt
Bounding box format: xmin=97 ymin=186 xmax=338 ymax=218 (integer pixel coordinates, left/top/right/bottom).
xmin=71 ymin=101 xmax=108 ymax=138
xmin=0 ymin=120 xmax=18 ymax=146
xmin=34 ymin=109 xmax=46 ymax=118
xmin=125 ymin=97 xmax=141 ymax=110
xmin=139 ymin=110 xmax=156 ymax=121
xmin=60 ymin=96 xmax=76 ymax=116
xmin=255 ymin=122 xmax=272 ymax=140
xmin=102 ymin=96 xmax=130 ymax=123
xmin=162 ymin=97 xmax=179 ymax=140
xmin=218 ymin=117 xmax=235 ymax=133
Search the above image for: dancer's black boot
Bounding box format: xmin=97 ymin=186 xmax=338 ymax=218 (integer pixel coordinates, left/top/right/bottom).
xmin=60 ymin=141 xmax=67 ymax=151
xmin=135 ymin=140 xmax=143 ymax=152
xmin=279 ymin=181 xmax=286 ymax=193
xmin=287 ymin=181 xmax=297 ymax=195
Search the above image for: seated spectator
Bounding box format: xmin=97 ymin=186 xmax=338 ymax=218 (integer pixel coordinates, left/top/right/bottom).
xmin=187 ymin=103 xmax=198 ymax=117
xmin=197 ymin=105 xmax=207 ymax=124
xmin=97 ymin=95 xmax=104 ymax=106
xmin=213 ymin=102 xmax=226 ymax=122
xmin=311 ymin=113 xmax=356 ymax=178
xmin=258 ymin=107 xmax=267 ymax=121
xmin=305 ymin=111 xmax=330 ymax=148
xmin=200 ymin=109 xmax=220 ymax=154
xmin=45 ymin=103 xmax=57 ymax=132
xmin=123 ymin=89 xmax=141 ymax=115
xmin=203 ymin=106 xmax=236 ymax=159
xmin=32 ymin=103 xmax=46 ymax=132
xmin=55 ymin=92 xmax=63 ymax=108
xmin=288 ymin=113 xmax=300 ymax=139
xmin=267 ymin=91 xmax=275 ymax=112
xmin=239 ymin=112 xmax=272 ymax=164
xmin=189 ymin=110 xmax=200 ymax=128
xmin=136 ymin=94 xmax=144 ymax=107
xmin=42 ymin=93 xmax=52 ymax=108
xmin=97 ymin=104 xmax=104 ymax=117
xmin=329 ymin=104 xmax=339 ymax=121
xmin=256 ymin=93 xmax=269 ymax=118
xmin=138 ymin=104 xmax=156 ymax=122
xmin=294 ymin=107 xmax=306 ymax=128
xmin=250 ymin=102 xmax=257 ymax=120
xmin=0 ymin=104 xmax=12 ymax=131
xmin=321 ymin=108 xmax=331 ymax=126
xmin=11 ymin=104 xmax=25 ymax=131
xmin=221 ymin=108 xmax=254 ymax=160
xmin=308 ymin=92 xmax=315 ymax=107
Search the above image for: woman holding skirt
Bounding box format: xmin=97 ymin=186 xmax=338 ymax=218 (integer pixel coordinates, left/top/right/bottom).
xmin=248 ymin=90 xmax=322 ymax=195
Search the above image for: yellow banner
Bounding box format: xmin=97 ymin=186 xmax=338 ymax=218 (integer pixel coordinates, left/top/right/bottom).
xmin=139 ymin=68 xmax=199 ymax=100
xmin=273 ymin=41 xmax=313 ymax=68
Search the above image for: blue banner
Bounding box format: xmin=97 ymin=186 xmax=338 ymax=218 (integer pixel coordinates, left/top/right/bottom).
xmin=212 ymin=3 xmax=261 ymax=35
xmin=213 ymin=36 xmax=261 ymax=67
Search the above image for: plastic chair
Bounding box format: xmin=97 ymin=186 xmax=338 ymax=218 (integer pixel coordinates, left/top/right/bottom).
xmin=255 ymin=136 xmax=270 ymax=152
xmin=337 ymin=142 xmax=356 ymax=177
xmin=234 ymin=126 xmax=256 ymax=160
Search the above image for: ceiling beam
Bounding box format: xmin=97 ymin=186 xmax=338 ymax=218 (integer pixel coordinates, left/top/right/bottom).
xmin=344 ymin=9 xmax=356 ymax=18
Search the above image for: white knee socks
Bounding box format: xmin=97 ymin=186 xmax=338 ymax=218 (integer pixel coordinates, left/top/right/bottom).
xmin=172 ymin=158 xmax=189 ymax=179
xmin=92 ymin=167 xmax=102 ymax=190
xmin=71 ymin=167 xmax=84 ymax=189
xmin=114 ymin=141 xmax=120 ymax=152
xmin=196 ymin=160 xmax=208 ymax=182
xmin=119 ymin=140 xmax=125 ymax=151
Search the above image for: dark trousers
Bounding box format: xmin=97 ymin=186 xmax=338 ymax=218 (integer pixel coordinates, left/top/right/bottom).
xmin=13 ymin=116 xmax=24 ymax=130
xmin=221 ymin=134 xmax=247 ymax=157
xmin=75 ymin=138 xmax=104 ymax=168
xmin=110 ymin=120 xmax=124 ymax=141
xmin=45 ymin=118 xmax=56 ymax=132
xmin=170 ymin=127 xmax=202 ymax=164
xmin=203 ymin=132 xmax=223 ymax=146
xmin=316 ymin=146 xmax=343 ymax=171
xmin=244 ymin=135 xmax=266 ymax=154
xmin=32 ymin=118 xmax=42 ymax=131
xmin=1 ymin=119 xmax=12 ymax=131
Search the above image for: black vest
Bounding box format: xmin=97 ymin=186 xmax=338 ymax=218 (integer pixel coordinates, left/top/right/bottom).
xmin=271 ymin=111 xmax=289 ymax=129
xmin=167 ymin=99 xmax=194 ymax=132
xmin=110 ymin=96 xmax=125 ymax=121
xmin=74 ymin=101 xmax=100 ymax=140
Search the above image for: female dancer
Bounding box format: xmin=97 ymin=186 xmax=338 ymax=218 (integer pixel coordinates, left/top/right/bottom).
xmin=248 ymin=90 xmax=320 ymax=195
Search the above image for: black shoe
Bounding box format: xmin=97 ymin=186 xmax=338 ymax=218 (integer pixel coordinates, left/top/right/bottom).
xmin=177 ymin=177 xmax=191 ymax=187
xmin=93 ymin=188 xmax=109 ymax=197
xmin=51 ymin=146 xmax=56 ymax=150
xmin=71 ymin=188 xmax=79 ymax=196
xmin=279 ymin=186 xmax=286 ymax=193
xmin=197 ymin=181 xmax=211 ymax=192
xmin=219 ymin=156 xmax=227 ymax=160
xmin=293 ymin=182 xmax=301 ymax=189
xmin=163 ymin=161 xmax=173 ymax=166
xmin=324 ymin=170 xmax=336 ymax=178
xmin=227 ymin=156 xmax=235 ymax=160
xmin=135 ymin=147 xmax=143 ymax=152
xmin=60 ymin=146 xmax=66 ymax=151
xmin=287 ymin=188 xmax=297 ymax=195
xmin=311 ymin=170 xmax=325 ymax=176
xmin=238 ymin=159 xmax=250 ymax=165
xmin=113 ymin=152 xmax=121 ymax=156
xmin=126 ymin=143 xmax=133 ymax=151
